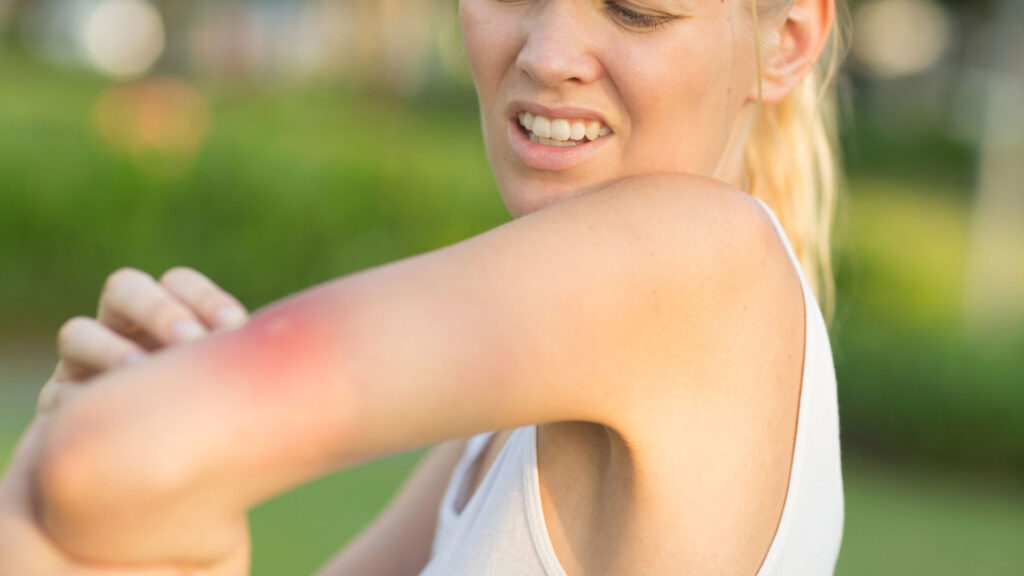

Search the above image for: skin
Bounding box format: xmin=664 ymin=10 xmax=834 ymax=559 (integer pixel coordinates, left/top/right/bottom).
xmin=466 ymin=0 xmax=759 ymax=215
xmin=1 ymin=267 xmax=251 ymax=575
xmin=0 ymin=0 xmax=836 ymax=574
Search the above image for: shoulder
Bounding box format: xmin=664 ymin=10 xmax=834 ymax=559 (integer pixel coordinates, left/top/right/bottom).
xmin=505 ymin=170 xmax=806 ymax=416
xmin=559 ymin=173 xmax=800 ymax=327
xmin=549 ymin=173 xmax=787 ymax=281
xmin=523 ymin=172 xmax=803 ymax=350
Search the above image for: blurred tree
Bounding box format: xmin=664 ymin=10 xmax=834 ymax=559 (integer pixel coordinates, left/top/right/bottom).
xmin=151 ymin=0 xmax=191 ymax=74
xmin=964 ymin=0 xmax=1024 ymax=334
xmin=349 ymin=0 xmax=450 ymax=96
xmin=1 ymin=0 xmax=32 ymax=48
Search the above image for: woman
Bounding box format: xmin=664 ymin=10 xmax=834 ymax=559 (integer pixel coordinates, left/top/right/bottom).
xmin=0 ymin=0 xmax=846 ymax=573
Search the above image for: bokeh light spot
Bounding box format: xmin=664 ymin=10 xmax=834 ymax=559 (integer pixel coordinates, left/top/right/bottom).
xmin=853 ymin=0 xmax=952 ymax=78
xmin=92 ymin=76 xmax=210 ymax=176
xmin=84 ymin=0 xmax=165 ymax=79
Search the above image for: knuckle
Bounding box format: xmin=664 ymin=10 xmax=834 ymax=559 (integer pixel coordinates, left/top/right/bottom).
xmin=197 ymin=286 xmax=230 ymax=312
xmin=143 ymin=299 xmax=188 ymax=333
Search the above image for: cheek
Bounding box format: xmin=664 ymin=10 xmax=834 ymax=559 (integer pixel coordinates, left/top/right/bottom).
xmin=460 ymin=1 xmax=510 ymax=101
xmin=612 ymin=31 xmax=740 ymax=171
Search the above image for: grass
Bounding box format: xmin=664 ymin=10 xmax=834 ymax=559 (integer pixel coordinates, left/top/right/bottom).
xmin=838 ymin=456 xmax=1024 ymax=576
xmin=248 ymin=450 xmax=423 ymax=575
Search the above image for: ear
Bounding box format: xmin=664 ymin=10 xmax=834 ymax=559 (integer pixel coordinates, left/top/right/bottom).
xmin=757 ymin=0 xmax=835 ymax=104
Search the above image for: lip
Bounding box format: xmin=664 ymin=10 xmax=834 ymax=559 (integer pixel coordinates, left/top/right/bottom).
xmin=505 ymin=102 xmax=614 ymax=172
xmin=508 ymin=100 xmax=611 ymax=126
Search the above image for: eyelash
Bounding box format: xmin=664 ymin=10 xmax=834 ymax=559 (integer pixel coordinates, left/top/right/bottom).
xmin=604 ymin=2 xmax=671 ymax=30
xmin=492 ymin=1 xmax=673 ymax=32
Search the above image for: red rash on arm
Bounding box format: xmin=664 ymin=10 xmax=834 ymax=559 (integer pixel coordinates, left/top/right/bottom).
xmin=34 ymin=282 xmax=367 ymax=565
xmin=189 ymin=284 xmax=372 ymax=500
xmin=213 ymin=290 xmax=348 ymax=400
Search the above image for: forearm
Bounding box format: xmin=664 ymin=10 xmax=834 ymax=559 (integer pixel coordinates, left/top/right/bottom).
xmin=34 ymin=255 xmax=472 ymax=565
xmin=33 ymin=251 xmax=498 ymax=565
xmin=34 ymin=279 xmax=364 ymax=565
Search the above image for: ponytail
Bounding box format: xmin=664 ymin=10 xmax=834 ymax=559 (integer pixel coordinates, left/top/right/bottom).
xmin=746 ymin=1 xmax=849 ymax=325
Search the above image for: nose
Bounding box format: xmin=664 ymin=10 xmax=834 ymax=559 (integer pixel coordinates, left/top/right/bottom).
xmin=515 ymin=2 xmax=602 ymax=88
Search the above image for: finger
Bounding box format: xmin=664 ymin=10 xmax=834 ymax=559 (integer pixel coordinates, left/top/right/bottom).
xmin=160 ymin=267 xmax=248 ymax=331
xmin=57 ymin=316 xmax=147 ymax=379
xmin=36 ymin=379 xmax=62 ymax=414
xmin=98 ymin=267 xmax=209 ymax=345
xmin=49 ymin=358 xmax=92 ymax=385
xmin=0 ymin=417 xmax=49 ymax=511
xmin=35 ymin=379 xmax=89 ymax=417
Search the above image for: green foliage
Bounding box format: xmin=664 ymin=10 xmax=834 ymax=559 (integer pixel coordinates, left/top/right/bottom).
xmin=832 ymin=181 xmax=1024 ymax=474
xmin=0 ymin=52 xmax=507 ymax=330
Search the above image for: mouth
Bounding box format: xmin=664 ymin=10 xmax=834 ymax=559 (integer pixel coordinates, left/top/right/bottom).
xmin=505 ymin=103 xmax=615 ymax=172
xmin=515 ymin=111 xmax=613 ymax=147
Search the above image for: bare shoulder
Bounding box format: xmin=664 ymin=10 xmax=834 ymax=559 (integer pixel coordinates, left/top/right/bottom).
xmin=559 ymin=174 xmax=793 ymax=312
xmin=518 ymin=172 xmax=805 ymax=434
xmin=543 ymin=175 xmax=807 ymax=574
xmin=566 ymin=173 xmax=804 ymax=400
xmin=561 ymin=173 xmax=780 ymax=261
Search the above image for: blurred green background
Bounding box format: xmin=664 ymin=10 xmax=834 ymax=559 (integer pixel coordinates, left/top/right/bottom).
xmin=1 ymin=0 xmax=1022 ymax=574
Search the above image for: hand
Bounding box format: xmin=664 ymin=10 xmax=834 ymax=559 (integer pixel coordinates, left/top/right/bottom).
xmin=16 ymin=266 xmax=252 ymax=573
xmin=37 ymin=266 xmax=249 ymax=415
xmin=0 ymin=417 xmax=250 ymax=575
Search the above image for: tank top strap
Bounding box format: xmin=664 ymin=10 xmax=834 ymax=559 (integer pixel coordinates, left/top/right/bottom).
xmin=435 ymin=431 xmax=495 ymax=528
xmin=750 ymin=196 xmax=813 ymax=294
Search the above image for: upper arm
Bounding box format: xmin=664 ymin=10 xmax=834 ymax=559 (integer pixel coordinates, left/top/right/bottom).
xmin=37 ymin=174 xmax=784 ymax=564
xmin=198 ymin=173 xmax=779 ymax=502
xmin=313 ymin=438 xmax=466 ymax=576
xmin=309 ymin=173 xmax=776 ymax=444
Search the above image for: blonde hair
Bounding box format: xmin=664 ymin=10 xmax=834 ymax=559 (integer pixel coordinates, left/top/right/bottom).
xmin=747 ymin=0 xmax=849 ymax=325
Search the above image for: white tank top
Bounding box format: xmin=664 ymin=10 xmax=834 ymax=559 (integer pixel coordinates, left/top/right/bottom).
xmin=418 ymin=198 xmax=845 ymax=575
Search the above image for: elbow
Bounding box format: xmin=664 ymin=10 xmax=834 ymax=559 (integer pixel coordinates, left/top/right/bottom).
xmin=35 ymin=427 xmax=104 ymax=555
xmin=34 ymin=404 xmax=189 ymax=561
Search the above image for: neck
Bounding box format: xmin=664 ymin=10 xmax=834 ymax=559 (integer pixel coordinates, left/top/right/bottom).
xmin=712 ymin=105 xmax=757 ymax=191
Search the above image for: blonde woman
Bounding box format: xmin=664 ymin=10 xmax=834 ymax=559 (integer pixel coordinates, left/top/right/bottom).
xmin=0 ymin=0 xmax=846 ymax=574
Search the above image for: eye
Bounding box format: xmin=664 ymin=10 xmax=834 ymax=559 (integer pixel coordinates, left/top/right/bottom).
xmin=604 ymin=1 xmax=674 ymax=31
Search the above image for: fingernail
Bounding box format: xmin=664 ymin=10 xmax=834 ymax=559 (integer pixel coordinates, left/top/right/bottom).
xmin=172 ymin=319 xmax=207 ymax=342
xmin=123 ymin=350 xmax=147 ymax=365
xmin=215 ymin=306 xmax=248 ymax=329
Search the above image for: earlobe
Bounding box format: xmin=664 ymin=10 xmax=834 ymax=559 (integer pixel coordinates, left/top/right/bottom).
xmin=757 ymin=0 xmax=835 ymax=104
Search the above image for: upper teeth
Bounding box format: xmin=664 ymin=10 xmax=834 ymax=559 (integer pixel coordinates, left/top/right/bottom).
xmin=518 ymin=112 xmax=611 ymax=143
